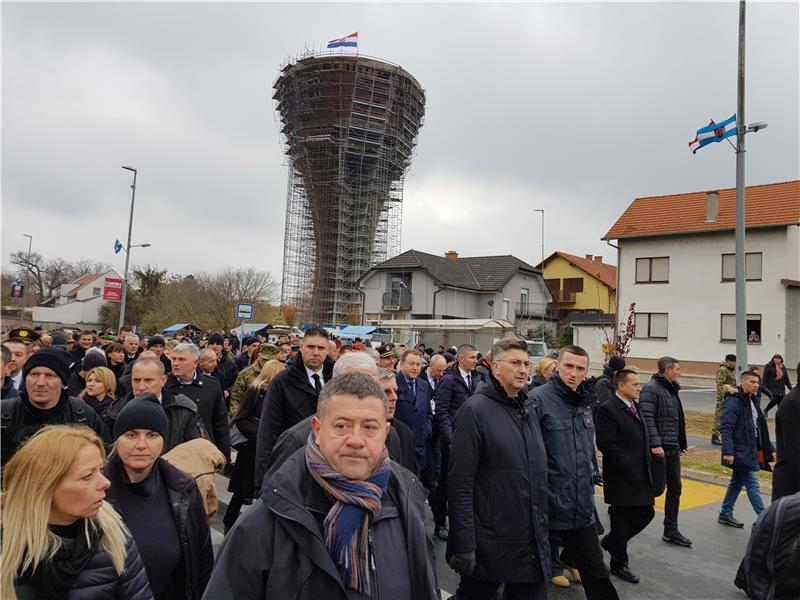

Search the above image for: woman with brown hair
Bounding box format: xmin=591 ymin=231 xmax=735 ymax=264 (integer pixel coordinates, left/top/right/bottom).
xmin=104 ymin=342 xmax=126 ymax=387
xmin=222 ymin=359 xmax=286 ymax=531
xmin=0 ymin=425 xmax=152 ymax=600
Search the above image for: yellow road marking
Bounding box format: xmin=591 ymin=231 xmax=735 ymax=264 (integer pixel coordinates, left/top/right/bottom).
xmin=596 ymin=478 xmax=728 ymax=512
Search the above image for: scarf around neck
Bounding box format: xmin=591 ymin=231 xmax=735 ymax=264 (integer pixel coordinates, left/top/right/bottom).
xmin=305 ymin=432 xmax=390 ymax=597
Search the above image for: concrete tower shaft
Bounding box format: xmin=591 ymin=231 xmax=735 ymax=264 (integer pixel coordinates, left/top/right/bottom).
xmin=275 ymin=54 xmax=425 ymax=324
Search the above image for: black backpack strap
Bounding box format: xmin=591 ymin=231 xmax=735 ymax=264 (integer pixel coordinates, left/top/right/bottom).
xmin=765 ymin=495 xmax=789 ymax=598
xmin=67 ymin=397 xmax=90 ymax=425
xmin=1 ymin=397 xmax=20 ymax=428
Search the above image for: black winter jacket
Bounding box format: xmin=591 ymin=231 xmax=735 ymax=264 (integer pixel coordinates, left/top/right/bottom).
xmin=104 ymin=455 xmax=213 ymax=600
xmin=433 ymin=364 xmax=480 ymax=445
xmin=14 ymin=530 xmax=153 ymax=600
xmin=773 ymin=386 xmax=800 ymax=500
xmin=253 ymin=356 xmax=334 ymax=488
xmin=448 ymin=373 xmax=550 ymax=583
xmin=763 ymin=361 xmax=793 ymax=397
xmin=529 ymin=373 xmax=597 ymax=531
xmin=166 ymin=371 xmax=230 ymax=461
xmin=639 ymin=374 xmax=687 ymax=450
xmin=1 ymin=391 xmax=110 ymax=466
xmin=203 ymin=449 xmax=440 ymax=600
xmin=104 ymin=390 xmax=205 ymax=453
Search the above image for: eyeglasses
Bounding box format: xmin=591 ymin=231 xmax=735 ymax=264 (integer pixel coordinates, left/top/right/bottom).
xmin=497 ymin=359 xmax=531 ymax=369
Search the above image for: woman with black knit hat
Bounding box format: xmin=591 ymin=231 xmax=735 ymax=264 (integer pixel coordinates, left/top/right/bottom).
xmin=102 ymin=396 xmax=213 ymax=600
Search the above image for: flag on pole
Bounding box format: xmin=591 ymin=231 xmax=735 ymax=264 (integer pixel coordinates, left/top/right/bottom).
xmin=689 ymin=114 xmax=737 ymax=154
xmin=327 ymin=32 xmax=358 ymax=49
xmin=114 ymin=239 xmax=123 ymax=254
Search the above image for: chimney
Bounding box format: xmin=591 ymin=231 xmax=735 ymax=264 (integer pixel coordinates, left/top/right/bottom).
xmin=445 ymin=250 xmax=459 ymax=261
xmin=706 ymin=191 xmax=719 ymax=223
xmin=594 ymin=256 xmax=603 ymax=263
xmin=585 ymin=254 xmax=593 ymax=261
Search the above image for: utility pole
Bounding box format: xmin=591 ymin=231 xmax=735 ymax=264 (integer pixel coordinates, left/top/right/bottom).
xmin=534 ymin=209 xmax=545 ymax=340
xmin=734 ymin=0 xmax=747 ymax=381
xmin=119 ymin=166 xmax=138 ymax=332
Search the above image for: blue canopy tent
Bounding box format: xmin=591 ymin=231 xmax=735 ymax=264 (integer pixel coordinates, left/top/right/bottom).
xmin=337 ymin=325 xmax=379 ymax=340
xmin=162 ymin=323 xmax=202 ymax=334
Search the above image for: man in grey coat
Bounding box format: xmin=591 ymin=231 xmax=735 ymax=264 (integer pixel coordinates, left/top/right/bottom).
xmin=203 ymin=373 xmax=439 ymax=600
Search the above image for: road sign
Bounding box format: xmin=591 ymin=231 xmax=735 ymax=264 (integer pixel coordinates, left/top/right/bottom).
xmin=236 ymin=303 xmax=254 ymax=320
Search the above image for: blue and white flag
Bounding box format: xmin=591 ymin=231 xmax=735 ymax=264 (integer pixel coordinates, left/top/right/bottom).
xmin=114 ymin=239 xmax=123 ymax=254
xmin=689 ymin=114 xmax=737 ymax=154
xmin=327 ymin=32 xmax=358 ymax=49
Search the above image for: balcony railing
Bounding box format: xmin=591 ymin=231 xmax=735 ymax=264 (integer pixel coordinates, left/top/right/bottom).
xmin=382 ymin=289 xmax=412 ymax=311
xmin=549 ymin=290 xmax=577 ymax=303
xmin=515 ymin=301 xmax=539 ymax=316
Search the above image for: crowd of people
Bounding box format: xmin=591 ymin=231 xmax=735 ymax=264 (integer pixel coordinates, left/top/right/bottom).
xmin=1 ymin=323 xmax=799 ymax=599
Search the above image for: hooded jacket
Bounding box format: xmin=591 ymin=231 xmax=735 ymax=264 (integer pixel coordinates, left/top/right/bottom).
xmin=203 ymin=449 xmax=440 ymax=600
xmin=529 ymin=373 xmax=597 ymax=531
xmin=448 ymin=371 xmax=550 ymax=583
xmin=720 ymin=385 xmax=775 ymax=472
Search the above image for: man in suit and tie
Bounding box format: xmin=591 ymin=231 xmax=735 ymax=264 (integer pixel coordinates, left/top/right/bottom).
xmin=432 ymin=343 xmax=480 ymax=540
xmin=395 ymin=349 xmax=433 ymax=475
xmin=595 ymin=369 xmax=660 ymax=584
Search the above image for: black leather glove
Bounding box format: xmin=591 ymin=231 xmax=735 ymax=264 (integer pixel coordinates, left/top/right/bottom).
xmin=449 ymin=551 xmax=476 ymax=576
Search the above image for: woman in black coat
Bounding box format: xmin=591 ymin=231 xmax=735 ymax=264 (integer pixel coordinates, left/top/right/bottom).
xmin=103 ymin=396 xmax=213 ymax=600
xmin=2 ymin=426 xmax=152 ymax=600
xmin=223 ymin=359 xmax=286 ymax=531
xmin=763 ymin=354 xmax=793 ymax=415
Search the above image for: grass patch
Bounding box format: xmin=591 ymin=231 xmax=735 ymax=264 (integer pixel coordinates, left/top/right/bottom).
xmin=682 ymin=447 xmax=772 ymax=485
xmin=685 ymin=410 xmax=714 ymax=437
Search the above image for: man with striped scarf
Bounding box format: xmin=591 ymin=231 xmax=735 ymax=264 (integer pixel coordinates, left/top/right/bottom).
xmin=204 ymin=373 xmax=440 ymax=599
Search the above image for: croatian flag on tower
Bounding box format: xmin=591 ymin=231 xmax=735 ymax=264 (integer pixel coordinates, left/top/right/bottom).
xmin=688 ymin=114 xmax=737 ymax=154
xmin=327 ymin=32 xmax=358 ymax=49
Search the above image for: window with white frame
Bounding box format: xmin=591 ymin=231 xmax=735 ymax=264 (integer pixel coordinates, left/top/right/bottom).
xmin=635 ymin=257 xmax=669 ymax=283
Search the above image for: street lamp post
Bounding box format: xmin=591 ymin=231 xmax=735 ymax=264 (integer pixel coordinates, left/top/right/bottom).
xmin=22 ymin=234 xmax=32 ymax=300
xmin=534 ymin=209 xmax=545 ymax=340
xmin=119 ymin=166 xmax=138 ymax=332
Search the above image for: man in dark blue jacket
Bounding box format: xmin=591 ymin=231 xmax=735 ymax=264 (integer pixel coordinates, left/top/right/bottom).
xmin=530 ymin=345 xmax=619 ymax=600
xmin=639 ymin=357 xmax=691 ymax=547
xmin=432 ymin=343 xmax=480 ymax=540
xmin=395 ymin=349 xmax=433 ymax=474
xmin=718 ymin=371 xmax=775 ymax=527
xmin=448 ymin=338 xmax=550 ymax=599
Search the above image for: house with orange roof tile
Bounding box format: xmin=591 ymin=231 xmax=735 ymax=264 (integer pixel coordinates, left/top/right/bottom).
xmin=603 ymin=180 xmax=800 ymax=376
xmin=535 ymin=252 xmax=617 ymax=323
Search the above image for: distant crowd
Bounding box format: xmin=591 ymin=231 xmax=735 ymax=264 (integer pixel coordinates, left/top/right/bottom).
xmin=1 ymin=324 xmax=799 ymax=600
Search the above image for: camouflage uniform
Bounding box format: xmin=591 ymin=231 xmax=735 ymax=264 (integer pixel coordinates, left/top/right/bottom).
xmin=228 ymin=343 xmax=278 ymax=416
xmin=713 ymin=362 xmax=737 ymax=438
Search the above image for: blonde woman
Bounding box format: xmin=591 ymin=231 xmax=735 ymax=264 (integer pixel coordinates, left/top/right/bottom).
xmin=529 ymin=356 xmax=556 ymax=390
xmin=1 ymin=425 xmax=152 ymax=600
xmin=80 ymin=366 xmax=117 ymax=422
xmin=223 ymin=359 xmax=286 ymax=530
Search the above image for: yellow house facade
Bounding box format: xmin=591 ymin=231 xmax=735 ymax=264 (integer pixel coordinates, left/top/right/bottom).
xmin=537 ymin=252 xmax=617 ymax=322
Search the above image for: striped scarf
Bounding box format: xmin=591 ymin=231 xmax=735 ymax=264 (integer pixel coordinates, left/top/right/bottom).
xmin=305 ymin=432 xmax=390 ymax=597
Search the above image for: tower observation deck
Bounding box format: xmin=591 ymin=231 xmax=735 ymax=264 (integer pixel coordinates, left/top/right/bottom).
xmin=274 ymin=53 xmax=425 ymax=325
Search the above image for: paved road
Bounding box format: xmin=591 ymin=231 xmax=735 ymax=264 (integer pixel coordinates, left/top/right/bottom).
xmin=209 ymin=473 xmax=758 ymax=599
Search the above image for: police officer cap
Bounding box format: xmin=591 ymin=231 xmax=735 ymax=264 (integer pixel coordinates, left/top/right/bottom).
xmin=7 ymin=327 xmax=40 ymax=343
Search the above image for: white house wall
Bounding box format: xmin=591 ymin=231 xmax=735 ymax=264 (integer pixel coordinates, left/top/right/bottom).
xmin=618 ymin=228 xmax=792 ymax=366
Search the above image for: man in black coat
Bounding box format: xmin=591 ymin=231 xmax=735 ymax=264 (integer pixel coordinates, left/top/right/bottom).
xmin=253 ymin=327 xmax=334 ymax=489
xmin=773 ymin=382 xmax=800 ymax=500
xmin=432 ymin=343 xmax=480 ymax=540
xmin=448 ymin=339 xmax=550 ymax=600
xmin=166 ymin=343 xmax=231 ymax=464
xmin=530 ymin=345 xmax=619 ymax=600
xmin=639 ymin=356 xmax=692 ymax=548
xmin=596 ymin=369 xmax=660 ymax=584
xmin=1 ymin=346 xmax=110 ymax=466
xmin=204 ymin=374 xmax=440 ymax=600
xmin=207 ymin=332 xmax=239 ymax=399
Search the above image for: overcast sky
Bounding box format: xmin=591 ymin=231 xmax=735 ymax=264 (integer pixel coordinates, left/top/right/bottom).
xmin=3 ymin=2 xmax=798 ymax=283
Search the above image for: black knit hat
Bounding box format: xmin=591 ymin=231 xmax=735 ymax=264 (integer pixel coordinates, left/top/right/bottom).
xmin=21 ymin=346 xmax=72 ymax=386
xmin=147 ymin=335 xmax=166 ymax=348
xmin=80 ymin=350 xmax=108 ymax=372
xmin=112 ymin=392 xmax=168 ymax=440
xmin=207 ymin=333 xmax=225 ymax=346
xmin=725 ymin=354 xmax=737 ymax=362
xmin=608 ymin=356 xmax=627 ymax=372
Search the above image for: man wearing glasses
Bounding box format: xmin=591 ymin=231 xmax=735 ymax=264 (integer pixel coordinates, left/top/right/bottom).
xmin=447 ymin=338 xmax=550 ymax=600
xmin=531 ymin=345 xmax=619 ymax=600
